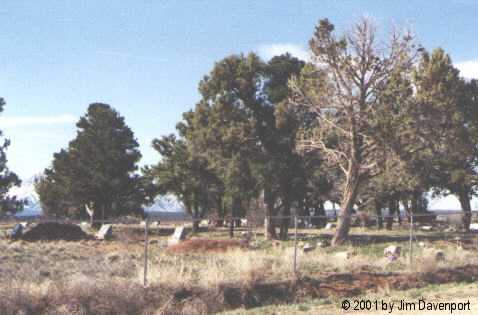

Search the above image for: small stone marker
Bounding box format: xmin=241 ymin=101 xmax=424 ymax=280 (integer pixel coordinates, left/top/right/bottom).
xmin=303 ymin=243 xmax=316 ymax=253
xmin=150 ymin=221 xmax=160 ymax=228
xmin=436 ymin=215 xmax=448 ymax=223
xmin=334 ymin=251 xmax=354 ymax=259
xmin=424 ymin=248 xmax=446 ymax=262
xmin=96 ymin=224 xmax=113 ymax=240
xmin=10 ymin=224 xmax=23 ymax=239
xmin=420 ymin=225 xmax=433 ymax=231
xmin=317 ymin=240 xmax=329 ymax=248
xmin=325 ymin=223 xmax=336 ymax=230
xmin=384 ymin=245 xmax=401 ymax=259
xmin=168 ymin=226 xmax=187 ymax=246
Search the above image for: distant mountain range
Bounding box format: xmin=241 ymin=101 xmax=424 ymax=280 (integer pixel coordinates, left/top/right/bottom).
xmin=7 ymin=177 xmax=186 ymax=217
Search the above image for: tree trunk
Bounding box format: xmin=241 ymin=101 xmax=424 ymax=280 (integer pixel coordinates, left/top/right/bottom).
xmin=279 ymin=196 xmax=291 ymax=240
xmin=192 ymin=197 xmax=199 ymax=234
xmin=386 ymin=199 xmax=395 ymax=230
xmin=229 ymin=197 xmax=240 ymax=238
xmin=375 ymin=199 xmax=383 ymax=230
xmin=332 ymin=169 xmax=359 ymax=246
xmin=264 ymin=187 xmax=277 ymax=240
xmin=457 ymin=189 xmax=472 ymax=233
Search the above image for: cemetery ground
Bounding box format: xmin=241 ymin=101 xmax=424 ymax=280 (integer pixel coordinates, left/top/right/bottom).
xmin=1 ymin=222 xmax=478 ymax=314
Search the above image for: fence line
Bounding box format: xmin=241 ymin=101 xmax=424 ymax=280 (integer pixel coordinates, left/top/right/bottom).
xmin=1 ymin=211 xmax=476 ymax=286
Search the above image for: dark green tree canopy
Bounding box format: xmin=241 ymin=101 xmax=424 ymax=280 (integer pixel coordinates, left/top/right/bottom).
xmin=37 ymin=103 xmax=145 ymax=220
xmin=0 ymin=97 xmax=22 ymax=215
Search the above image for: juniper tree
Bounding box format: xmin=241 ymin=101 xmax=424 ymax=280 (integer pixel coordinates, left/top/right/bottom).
xmin=291 ymin=18 xmax=419 ymax=245
xmin=0 ymin=98 xmax=22 ymax=215
xmin=37 ymin=103 xmax=145 ymax=221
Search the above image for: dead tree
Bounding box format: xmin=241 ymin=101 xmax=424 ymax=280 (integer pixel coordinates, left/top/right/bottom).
xmin=291 ymin=18 xmax=418 ymax=245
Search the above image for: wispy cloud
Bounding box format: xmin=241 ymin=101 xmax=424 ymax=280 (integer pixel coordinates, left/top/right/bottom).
xmin=0 ymin=114 xmax=77 ymax=127
xmin=257 ymin=43 xmax=310 ymax=61
xmin=96 ymin=50 xmax=169 ymax=63
xmin=456 ymin=60 xmax=478 ymax=79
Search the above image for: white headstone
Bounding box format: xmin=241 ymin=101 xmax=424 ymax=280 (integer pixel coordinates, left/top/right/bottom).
xmin=168 ymin=226 xmax=187 ymax=246
xmin=325 ymin=223 xmax=336 ymax=230
xmin=469 ymin=223 xmax=478 ymax=232
xmin=420 ymin=225 xmax=433 ymax=231
xmin=384 ymin=245 xmax=401 ymax=258
xmin=96 ymin=224 xmax=113 ymax=240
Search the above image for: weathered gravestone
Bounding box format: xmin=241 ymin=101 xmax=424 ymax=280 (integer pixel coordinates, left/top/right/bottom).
xmin=469 ymin=223 xmax=478 ymax=232
xmin=384 ymin=245 xmax=401 ymax=261
xmin=303 ymin=243 xmax=316 ymax=253
xmin=96 ymin=224 xmax=113 ymax=240
xmin=9 ymin=224 xmax=23 ymax=239
xmin=324 ymin=223 xmax=336 ymax=230
xmin=168 ymin=226 xmax=187 ymax=246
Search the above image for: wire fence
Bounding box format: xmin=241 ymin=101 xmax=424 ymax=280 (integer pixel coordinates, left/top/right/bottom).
xmin=1 ymin=210 xmax=477 ymax=286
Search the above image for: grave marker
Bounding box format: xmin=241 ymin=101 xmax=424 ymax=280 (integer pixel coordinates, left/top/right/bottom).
xmin=96 ymin=224 xmax=113 ymax=240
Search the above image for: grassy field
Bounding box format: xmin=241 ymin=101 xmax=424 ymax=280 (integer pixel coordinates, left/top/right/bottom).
xmin=0 ymin=222 xmax=477 ymax=314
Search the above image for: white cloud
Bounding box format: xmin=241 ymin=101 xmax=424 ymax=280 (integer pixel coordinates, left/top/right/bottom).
xmin=455 ymin=60 xmax=478 ymax=79
xmin=0 ymin=114 xmax=77 ymax=127
xmin=257 ymin=43 xmax=310 ymax=61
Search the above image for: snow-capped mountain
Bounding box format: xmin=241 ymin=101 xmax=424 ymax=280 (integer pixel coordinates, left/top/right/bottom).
xmin=7 ymin=177 xmax=185 ymax=216
xmin=145 ymin=194 xmax=185 ymax=213
xmin=7 ymin=176 xmax=42 ymax=217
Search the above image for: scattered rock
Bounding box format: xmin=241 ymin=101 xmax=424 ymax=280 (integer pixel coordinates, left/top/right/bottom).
xmin=303 ymin=243 xmax=316 ymax=253
xmin=418 ymin=242 xmax=426 ymax=248
xmin=384 ymin=245 xmax=402 ymax=258
xmin=420 ymin=225 xmax=433 ymax=231
xmin=317 ymin=240 xmax=330 ymax=248
xmin=106 ymin=254 xmax=120 ymax=263
xmin=96 ymin=224 xmax=113 ymax=240
xmin=436 ymin=215 xmax=448 ymax=223
xmin=424 ymin=248 xmax=446 ymax=262
xmin=150 ymin=221 xmax=160 ymax=228
xmin=271 ymin=240 xmax=281 ymax=248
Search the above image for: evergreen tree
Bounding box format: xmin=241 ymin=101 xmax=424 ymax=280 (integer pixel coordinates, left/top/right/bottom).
xmin=0 ymin=97 xmax=22 ymax=215
xmin=37 ymin=103 xmax=145 ymax=221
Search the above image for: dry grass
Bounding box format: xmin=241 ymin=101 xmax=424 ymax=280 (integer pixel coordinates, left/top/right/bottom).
xmin=1 ymin=223 xmax=478 ymax=314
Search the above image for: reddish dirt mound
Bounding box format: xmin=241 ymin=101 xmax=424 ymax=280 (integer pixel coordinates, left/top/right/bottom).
xmin=21 ymin=222 xmax=90 ymax=241
xmin=167 ymin=238 xmax=248 ymax=253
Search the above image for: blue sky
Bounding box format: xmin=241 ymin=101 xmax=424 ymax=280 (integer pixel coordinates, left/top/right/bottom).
xmin=1 ymin=1 xmax=478 ymax=180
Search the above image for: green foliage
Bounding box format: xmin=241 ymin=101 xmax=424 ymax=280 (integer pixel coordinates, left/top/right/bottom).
xmin=0 ymin=97 xmax=23 ymax=215
xmin=37 ymin=103 xmax=145 ymax=219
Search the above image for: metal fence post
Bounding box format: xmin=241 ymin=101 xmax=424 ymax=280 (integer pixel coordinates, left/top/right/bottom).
xmin=409 ymin=212 xmax=413 ymax=267
xmin=293 ymin=214 xmax=298 ymax=275
xmin=143 ymin=216 xmax=149 ymax=287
